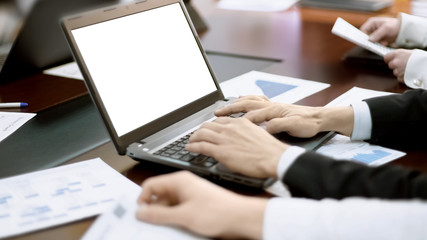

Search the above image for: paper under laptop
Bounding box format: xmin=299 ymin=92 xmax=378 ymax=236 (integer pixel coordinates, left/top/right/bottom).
xmin=61 ymin=0 xmax=332 ymax=188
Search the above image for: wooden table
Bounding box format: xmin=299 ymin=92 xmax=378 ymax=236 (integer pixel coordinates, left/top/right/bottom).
xmin=6 ymin=1 xmax=425 ymax=239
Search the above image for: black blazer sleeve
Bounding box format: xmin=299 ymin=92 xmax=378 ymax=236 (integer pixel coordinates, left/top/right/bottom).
xmin=283 ymin=151 xmax=427 ymax=200
xmin=365 ymin=89 xmax=427 ymax=149
xmin=282 ymin=89 xmax=427 ymax=200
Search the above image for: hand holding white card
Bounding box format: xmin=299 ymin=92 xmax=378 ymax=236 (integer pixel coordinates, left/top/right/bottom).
xmin=331 ymin=17 xmax=394 ymax=56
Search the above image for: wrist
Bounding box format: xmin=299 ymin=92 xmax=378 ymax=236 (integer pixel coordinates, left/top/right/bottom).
xmin=265 ymin=142 xmax=288 ymax=179
xmin=319 ymin=106 xmax=354 ymax=136
xmin=277 ymin=146 xmax=306 ymax=180
xmin=230 ymin=196 xmax=268 ymax=239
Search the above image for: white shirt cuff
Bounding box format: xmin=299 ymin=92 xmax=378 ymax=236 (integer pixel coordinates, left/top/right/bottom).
xmin=277 ymin=146 xmax=306 ymax=180
xmin=404 ymin=49 xmax=427 ymax=89
xmin=350 ymin=101 xmax=372 ymax=141
xmin=395 ymin=12 xmax=427 ymax=48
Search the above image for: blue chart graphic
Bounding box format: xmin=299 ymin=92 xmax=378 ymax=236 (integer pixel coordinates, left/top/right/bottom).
xmin=255 ymin=80 xmax=297 ymax=98
xmin=352 ymin=150 xmax=391 ymax=164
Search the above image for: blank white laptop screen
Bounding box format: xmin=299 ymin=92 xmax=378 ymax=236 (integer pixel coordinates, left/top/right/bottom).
xmin=71 ymin=3 xmax=217 ymax=136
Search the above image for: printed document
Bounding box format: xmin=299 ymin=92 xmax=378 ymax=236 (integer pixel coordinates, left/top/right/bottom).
xmin=82 ymin=193 xmax=207 ymax=240
xmin=318 ymin=87 xmax=405 ymax=166
xmin=317 ymin=134 xmax=406 ymax=166
xmin=220 ymin=71 xmax=330 ymax=103
xmin=0 ymin=111 xmax=36 ymax=142
xmin=0 ymin=158 xmax=140 ymax=238
xmin=324 ymin=86 xmax=395 ymax=107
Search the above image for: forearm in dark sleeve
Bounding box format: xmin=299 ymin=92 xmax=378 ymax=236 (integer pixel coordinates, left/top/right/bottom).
xmin=283 ymin=151 xmax=427 ymax=200
xmin=365 ymin=89 xmax=427 ymax=149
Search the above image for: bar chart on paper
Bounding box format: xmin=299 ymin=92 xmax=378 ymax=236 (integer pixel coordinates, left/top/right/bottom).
xmin=352 ymin=150 xmax=391 ymax=164
xmin=316 ymin=134 xmax=405 ymax=166
xmin=317 ymin=87 xmax=405 ymax=166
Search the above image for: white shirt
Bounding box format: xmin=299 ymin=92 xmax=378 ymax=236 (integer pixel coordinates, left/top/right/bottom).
xmin=264 ymin=197 xmax=427 ymax=240
xmin=395 ymin=13 xmax=427 ymax=89
xmin=264 ymin=103 xmax=427 ymax=239
xmin=395 ymin=13 xmax=427 ymax=49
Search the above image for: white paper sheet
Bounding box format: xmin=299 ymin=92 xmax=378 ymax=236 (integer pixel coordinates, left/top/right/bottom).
xmin=331 ymin=17 xmax=394 ymax=56
xmin=325 ymin=86 xmax=395 ymax=107
xmin=82 ymin=193 xmax=207 ymax=240
xmin=43 ymin=62 xmax=84 ymax=80
xmin=0 ymin=158 xmax=141 ymax=239
xmin=220 ymin=71 xmax=330 ymax=103
xmin=217 ymin=0 xmax=298 ymax=12
xmin=318 ymin=87 xmax=405 ymax=166
xmin=0 ymin=111 xmax=36 ymax=142
xmin=316 ymin=134 xmax=406 ymax=166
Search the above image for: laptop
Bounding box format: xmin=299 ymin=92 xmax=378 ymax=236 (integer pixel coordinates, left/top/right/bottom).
xmin=61 ymin=0 xmax=333 ymax=188
xmin=0 ymin=0 xmax=119 ymax=83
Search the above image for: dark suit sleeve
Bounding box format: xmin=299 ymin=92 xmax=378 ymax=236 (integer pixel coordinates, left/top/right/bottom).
xmin=365 ymin=89 xmax=427 ymax=149
xmin=283 ymin=151 xmax=427 ymax=200
xmin=282 ymin=90 xmax=427 ymax=200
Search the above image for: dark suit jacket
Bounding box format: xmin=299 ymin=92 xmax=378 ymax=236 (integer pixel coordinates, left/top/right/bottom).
xmin=283 ymin=89 xmax=427 ymax=200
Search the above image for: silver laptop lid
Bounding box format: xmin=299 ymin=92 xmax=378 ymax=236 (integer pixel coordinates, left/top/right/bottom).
xmin=62 ymin=0 xmax=223 ymax=154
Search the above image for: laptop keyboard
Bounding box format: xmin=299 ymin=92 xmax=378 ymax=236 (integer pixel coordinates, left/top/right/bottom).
xmin=152 ymin=112 xmax=245 ymax=168
xmin=153 ymin=133 xmax=217 ymax=168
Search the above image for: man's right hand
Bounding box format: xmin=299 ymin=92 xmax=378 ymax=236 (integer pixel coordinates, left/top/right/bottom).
xmin=360 ymin=17 xmax=401 ymax=46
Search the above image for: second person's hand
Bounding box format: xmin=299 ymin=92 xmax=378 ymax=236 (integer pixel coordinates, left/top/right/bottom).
xmin=384 ymin=49 xmax=413 ymax=83
xmin=360 ymin=16 xmax=400 ymax=46
xmin=216 ymin=96 xmax=354 ymax=138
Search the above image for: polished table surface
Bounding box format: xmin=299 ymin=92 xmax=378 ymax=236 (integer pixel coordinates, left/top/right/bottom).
xmin=3 ymin=0 xmax=426 ymax=239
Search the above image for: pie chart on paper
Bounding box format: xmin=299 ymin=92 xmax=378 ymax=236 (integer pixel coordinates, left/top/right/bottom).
xmin=255 ymin=80 xmax=297 ymax=98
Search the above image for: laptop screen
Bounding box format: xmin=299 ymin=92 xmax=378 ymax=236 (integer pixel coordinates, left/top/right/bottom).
xmin=71 ymin=3 xmax=217 ymax=136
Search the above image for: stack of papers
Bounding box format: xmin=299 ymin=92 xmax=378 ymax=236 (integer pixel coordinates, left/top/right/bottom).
xmin=217 ymin=0 xmax=298 ymax=12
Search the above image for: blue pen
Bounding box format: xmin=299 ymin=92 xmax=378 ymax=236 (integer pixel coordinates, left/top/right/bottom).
xmin=0 ymin=102 xmax=29 ymax=108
